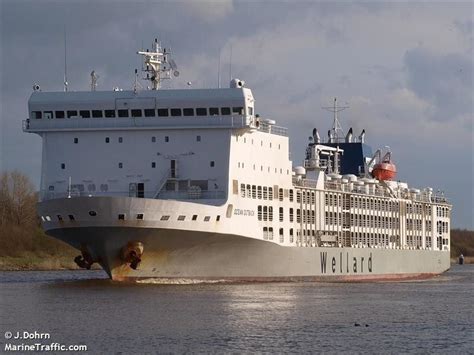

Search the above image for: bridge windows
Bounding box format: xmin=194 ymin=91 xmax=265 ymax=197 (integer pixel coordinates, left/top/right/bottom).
xmin=92 ymin=110 xmax=103 ymax=118
xmin=232 ymin=107 xmax=244 ymax=115
xmin=105 ymin=110 xmax=115 ymax=118
xmin=183 ymin=108 xmax=194 ymax=116
xmin=209 ymin=107 xmax=219 ymax=116
xmin=131 ymin=109 xmax=142 ymax=117
xmin=221 ymin=107 xmax=231 ymax=115
xmin=55 ymin=111 xmax=65 ymax=119
xmin=67 ymin=110 xmax=78 ymax=118
xmin=171 ymin=108 xmax=182 ymax=116
xmin=118 ymin=109 xmax=128 ymax=117
xmin=78 ymin=110 xmax=89 ymax=118
xmin=196 ymin=108 xmax=207 ymax=116
xmin=144 ymin=109 xmax=155 ymax=117
xmin=32 ymin=111 xmax=42 ymax=119
xmin=157 ymin=108 xmax=169 ymax=117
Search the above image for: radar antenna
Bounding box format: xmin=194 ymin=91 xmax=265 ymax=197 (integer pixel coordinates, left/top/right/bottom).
xmin=137 ymin=37 xmax=179 ymax=90
xmin=322 ymin=97 xmax=349 ymax=143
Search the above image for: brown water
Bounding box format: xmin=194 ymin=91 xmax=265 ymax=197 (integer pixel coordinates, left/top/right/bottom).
xmin=0 ymin=265 xmax=472 ymax=353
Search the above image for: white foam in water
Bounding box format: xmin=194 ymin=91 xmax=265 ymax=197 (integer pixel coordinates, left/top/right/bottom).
xmin=136 ymin=278 xmax=229 ymax=285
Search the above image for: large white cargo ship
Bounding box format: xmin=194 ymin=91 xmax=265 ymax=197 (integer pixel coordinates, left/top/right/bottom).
xmin=23 ymin=38 xmax=451 ymax=281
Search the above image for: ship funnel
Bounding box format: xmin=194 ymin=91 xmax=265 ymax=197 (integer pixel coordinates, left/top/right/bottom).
xmin=312 ymin=128 xmax=321 ymax=143
xmin=345 ymin=127 xmax=353 ymax=143
xmin=359 ymin=129 xmax=365 ymax=143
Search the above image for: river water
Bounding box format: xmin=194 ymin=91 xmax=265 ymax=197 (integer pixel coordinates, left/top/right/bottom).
xmin=0 ymin=265 xmax=472 ymax=353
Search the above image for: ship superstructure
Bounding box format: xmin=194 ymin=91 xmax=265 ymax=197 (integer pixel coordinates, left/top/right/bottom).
xmin=23 ymin=38 xmax=451 ymax=281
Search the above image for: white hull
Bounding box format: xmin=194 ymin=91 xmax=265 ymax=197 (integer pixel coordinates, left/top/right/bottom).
xmin=40 ymin=197 xmax=450 ymax=282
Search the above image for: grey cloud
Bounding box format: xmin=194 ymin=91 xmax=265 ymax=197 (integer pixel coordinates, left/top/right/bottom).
xmin=404 ymin=47 xmax=473 ymax=122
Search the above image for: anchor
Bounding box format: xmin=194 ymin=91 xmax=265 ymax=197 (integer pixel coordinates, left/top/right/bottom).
xmin=120 ymin=241 xmax=144 ymax=270
xmin=74 ymin=245 xmax=96 ymax=270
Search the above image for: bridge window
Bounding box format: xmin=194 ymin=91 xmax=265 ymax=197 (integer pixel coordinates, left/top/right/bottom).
xmin=118 ymin=109 xmax=128 ymax=117
xmin=118 ymin=214 xmax=125 ymax=220
xmin=44 ymin=111 xmax=53 ymax=119
xmin=74 ymin=138 xmax=78 ymax=144
xmin=165 ymin=136 xmax=169 ymax=142
xmin=177 ymin=215 xmax=186 ymax=221
xmin=68 ymin=215 xmax=75 ymax=221
xmin=136 ymin=214 xmax=144 ymax=220
xmin=61 ymin=163 xmax=65 ymax=169
xmin=67 ymin=110 xmax=77 ymax=118
xmin=32 ymin=111 xmax=42 ymax=119
xmin=221 ymin=107 xmax=231 ymax=115
xmin=192 ymin=215 xmax=198 ymax=221
xmin=151 ymin=162 xmax=156 ymax=168
xmin=204 ymin=216 xmax=211 ymax=221
xmin=158 ymin=108 xmax=169 ymax=117
xmin=183 ymin=108 xmax=194 ymax=116
xmin=196 ymin=135 xmax=201 ymax=142
xmin=144 ymin=109 xmax=155 ymax=117
xmin=209 ymin=107 xmax=219 ymax=116
xmin=160 ymin=215 xmax=170 ymax=221
xmin=171 ymin=108 xmax=182 ymax=116
xmin=131 ymin=109 xmax=142 ymax=117
xmin=105 ymin=137 xmax=110 ymax=143
xmin=196 ymin=108 xmax=207 ymax=116
xmin=210 ymin=161 xmax=215 ymax=167
xmin=232 ymin=107 xmax=244 ymax=115
xmin=55 ymin=111 xmax=65 ymax=119
xmin=92 ymin=110 xmax=103 ymax=118
xmin=118 ymin=162 xmax=123 ymax=168
xmin=118 ymin=137 xmax=123 ymax=143
xmin=104 ymin=110 xmax=115 ymax=118
xmin=151 ymin=136 xmax=156 ymax=142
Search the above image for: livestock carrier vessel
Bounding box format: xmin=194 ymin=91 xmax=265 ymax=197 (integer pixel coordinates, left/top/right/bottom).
xmin=23 ymin=38 xmax=451 ymax=281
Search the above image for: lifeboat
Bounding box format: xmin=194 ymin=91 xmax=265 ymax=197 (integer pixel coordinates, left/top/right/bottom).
xmin=372 ymin=161 xmax=397 ymax=180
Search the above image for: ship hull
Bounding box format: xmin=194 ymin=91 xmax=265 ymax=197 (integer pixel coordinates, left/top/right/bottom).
xmin=46 ymin=226 xmax=450 ymax=282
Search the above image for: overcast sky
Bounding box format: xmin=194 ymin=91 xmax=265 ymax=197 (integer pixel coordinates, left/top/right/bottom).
xmin=1 ymin=1 xmax=472 ymax=228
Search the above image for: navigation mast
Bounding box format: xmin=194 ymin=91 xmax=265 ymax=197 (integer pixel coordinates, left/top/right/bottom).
xmin=137 ymin=38 xmax=179 ymax=90
xmin=322 ymin=97 xmax=349 ymax=143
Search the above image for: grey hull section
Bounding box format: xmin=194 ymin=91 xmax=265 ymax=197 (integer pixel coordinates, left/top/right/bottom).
xmin=47 ymin=226 xmax=450 ymax=281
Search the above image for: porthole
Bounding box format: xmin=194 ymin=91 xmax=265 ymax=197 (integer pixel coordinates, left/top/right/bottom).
xmin=89 ymin=211 xmax=97 ymax=217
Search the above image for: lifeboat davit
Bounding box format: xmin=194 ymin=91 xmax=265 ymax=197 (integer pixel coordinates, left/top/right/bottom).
xmin=372 ymin=162 xmax=397 ymax=181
